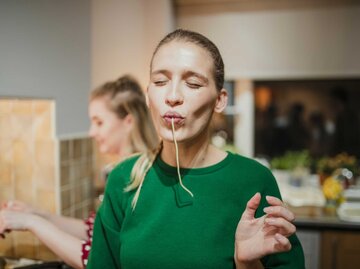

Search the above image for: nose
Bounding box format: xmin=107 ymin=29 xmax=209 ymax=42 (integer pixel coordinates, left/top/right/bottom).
xmin=165 ymin=82 xmax=183 ymax=107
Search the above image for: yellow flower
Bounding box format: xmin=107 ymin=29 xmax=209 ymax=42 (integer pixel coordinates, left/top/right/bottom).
xmin=322 ymin=176 xmax=343 ymax=200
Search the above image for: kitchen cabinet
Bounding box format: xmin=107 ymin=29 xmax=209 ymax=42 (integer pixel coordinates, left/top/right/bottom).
xmin=320 ymin=231 xmax=360 ymax=269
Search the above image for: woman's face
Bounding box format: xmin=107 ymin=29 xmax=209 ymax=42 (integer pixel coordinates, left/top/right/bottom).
xmin=147 ymin=40 xmax=227 ymax=144
xmin=88 ymin=97 xmax=131 ymax=155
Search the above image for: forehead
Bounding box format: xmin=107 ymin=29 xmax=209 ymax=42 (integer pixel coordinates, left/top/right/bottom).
xmin=151 ymin=41 xmax=214 ymax=74
xmin=89 ymin=97 xmax=111 ymax=115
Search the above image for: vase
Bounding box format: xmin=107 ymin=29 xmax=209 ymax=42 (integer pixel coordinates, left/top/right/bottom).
xmin=324 ymin=199 xmax=338 ymax=215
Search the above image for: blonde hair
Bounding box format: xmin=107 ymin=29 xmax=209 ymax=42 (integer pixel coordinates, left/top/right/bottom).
xmin=90 ymin=75 xmax=158 ymax=154
xmin=125 ymin=141 xmax=163 ymax=208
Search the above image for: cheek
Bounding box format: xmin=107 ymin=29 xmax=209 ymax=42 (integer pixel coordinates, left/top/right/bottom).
xmin=99 ymin=124 xmax=115 ymax=141
xmin=191 ymin=96 xmax=217 ymax=119
xmin=148 ymin=95 xmax=162 ymax=120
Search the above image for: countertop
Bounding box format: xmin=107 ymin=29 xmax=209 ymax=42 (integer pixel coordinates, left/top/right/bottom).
xmin=290 ymin=205 xmax=360 ymax=231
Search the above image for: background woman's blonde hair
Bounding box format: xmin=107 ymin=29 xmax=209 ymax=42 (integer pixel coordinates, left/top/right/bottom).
xmin=90 ymin=75 xmax=158 ymax=155
xmin=126 ymin=29 xmax=225 ymax=209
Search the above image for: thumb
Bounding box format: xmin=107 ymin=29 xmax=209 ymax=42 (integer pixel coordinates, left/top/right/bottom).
xmin=241 ymin=192 xmax=261 ymax=221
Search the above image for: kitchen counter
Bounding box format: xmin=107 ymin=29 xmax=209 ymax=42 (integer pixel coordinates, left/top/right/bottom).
xmin=290 ymin=205 xmax=360 ymax=231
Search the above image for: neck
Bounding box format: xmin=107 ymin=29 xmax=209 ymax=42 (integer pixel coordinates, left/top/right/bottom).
xmin=161 ymin=133 xmax=226 ymax=169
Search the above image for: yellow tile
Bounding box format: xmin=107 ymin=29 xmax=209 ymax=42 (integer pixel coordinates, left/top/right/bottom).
xmin=13 ymin=100 xmax=33 ymax=116
xmin=0 ymin=232 xmax=14 ymax=256
xmin=36 ymin=190 xmax=56 ymax=213
xmin=33 ymin=109 xmax=53 ymax=140
xmin=0 ymin=187 xmax=14 ymax=205
xmin=13 ymin=231 xmax=36 ymax=259
xmin=34 ymin=140 xmax=55 ymax=166
xmin=0 ymin=162 xmax=12 ymax=186
xmin=0 ymin=115 xmax=12 ymax=138
xmin=32 ymin=100 xmax=52 ymax=115
xmin=0 ymin=138 xmax=12 ymax=160
xmin=34 ymin=164 xmax=55 ymax=191
xmin=14 ymin=185 xmax=34 ymax=205
xmin=10 ymin=115 xmax=34 ymax=140
xmin=36 ymin=243 xmax=57 ymax=261
xmin=13 ymin=231 xmax=35 ymax=245
xmin=12 ymin=139 xmax=31 ymax=164
xmin=0 ymin=99 xmax=13 ymax=114
xmin=14 ymin=162 xmax=34 ymax=186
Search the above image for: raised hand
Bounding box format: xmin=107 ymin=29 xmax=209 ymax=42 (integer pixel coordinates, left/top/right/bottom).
xmin=234 ymin=193 xmax=296 ymax=266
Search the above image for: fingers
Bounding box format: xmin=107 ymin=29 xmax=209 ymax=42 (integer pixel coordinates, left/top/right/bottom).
xmin=265 ymin=195 xmax=282 ymax=206
xmin=241 ymin=193 xmax=261 ymax=221
xmin=264 ymin=196 xmax=295 ymax=222
xmin=274 ymin=233 xmax=292 ymax=252
xmin=263 ymin=196 xmax=296 ymax=238
xmin=264 ymin=217 xmax=296 ymax=236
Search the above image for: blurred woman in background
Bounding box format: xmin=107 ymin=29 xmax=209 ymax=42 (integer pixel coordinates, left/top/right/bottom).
xmin=0 ymin=75 xmax=158 ymax=268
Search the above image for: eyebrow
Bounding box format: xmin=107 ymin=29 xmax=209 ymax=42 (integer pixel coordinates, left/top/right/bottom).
xmin=91 ymin=115 xmax=101 ymax=121
xmin=150 ymin=69 xmax=171 ymax=77
xmin=151 ymin=69 xmax=209 ymax=84
xmin=183 ymin=71 xmax=209 ymax=84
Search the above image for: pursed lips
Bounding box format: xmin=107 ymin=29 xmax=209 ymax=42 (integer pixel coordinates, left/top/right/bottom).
xmin=162 ymin=111 xmax=185 ymax=125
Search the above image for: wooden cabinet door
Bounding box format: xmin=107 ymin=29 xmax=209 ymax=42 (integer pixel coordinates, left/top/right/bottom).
xmin=321 ymin=231 xmax=360 ymax=269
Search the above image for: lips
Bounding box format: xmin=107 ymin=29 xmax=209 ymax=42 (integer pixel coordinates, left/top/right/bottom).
xmin=162 ymin=111 xmax=185 ymax=125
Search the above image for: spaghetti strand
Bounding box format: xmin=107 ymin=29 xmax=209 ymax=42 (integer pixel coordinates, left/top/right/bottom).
xmin=171 ymin=118 xmax=194 ymax=197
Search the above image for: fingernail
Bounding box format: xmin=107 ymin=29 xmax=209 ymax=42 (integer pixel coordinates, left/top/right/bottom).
xmin=266 ymin=218 xmax=275 ymax=224
xmin=264 ymin=207 xmax=272 ymax=213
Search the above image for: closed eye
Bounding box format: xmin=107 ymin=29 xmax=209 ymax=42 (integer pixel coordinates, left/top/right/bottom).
xmin=154 ymin=80 xmax=167 ymax=86
xmin=186 ymin=82 xmax=202 ymax=89
xmin=92 ymin=118 xmax=102 ymax=127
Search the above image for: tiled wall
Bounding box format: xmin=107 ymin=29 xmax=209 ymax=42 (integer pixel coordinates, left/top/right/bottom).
xmin=59 ymin=137 xmax=94 ymax=219
xmin=0 ymin=99 xmax=96 ymax=261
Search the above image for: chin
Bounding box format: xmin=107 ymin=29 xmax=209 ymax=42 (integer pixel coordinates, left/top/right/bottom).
xmin=159 ymin=129 xmax=188 ymax=144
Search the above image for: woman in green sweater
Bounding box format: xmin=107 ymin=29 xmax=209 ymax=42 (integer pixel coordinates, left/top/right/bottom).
xmin=87 ymin=29 xmax=305 ymax=269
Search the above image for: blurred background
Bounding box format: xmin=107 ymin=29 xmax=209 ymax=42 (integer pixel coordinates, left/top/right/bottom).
xmin=1 ymin=1 xmax=360 ymax=268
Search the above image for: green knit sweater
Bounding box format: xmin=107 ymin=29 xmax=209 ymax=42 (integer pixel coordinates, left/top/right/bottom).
xmin=87 ymin=152 xmax=305 ymax=269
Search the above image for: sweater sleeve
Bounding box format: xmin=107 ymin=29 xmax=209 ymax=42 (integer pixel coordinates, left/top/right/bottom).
xmin=257 ymin=167 xmax=306 ymax=269
xmin=86 ymin=166 xmax=127 ymax=269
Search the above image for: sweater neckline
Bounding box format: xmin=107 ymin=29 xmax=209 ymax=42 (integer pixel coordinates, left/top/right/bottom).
xmin=154 ymin=151 xmax=234 ymax=176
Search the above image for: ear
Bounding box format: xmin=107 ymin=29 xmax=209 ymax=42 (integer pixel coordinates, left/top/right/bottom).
xmin=123 ymin=114 xmax=134 ymax=131
xmin=214 ymin=88 xmax=228 ymax=113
